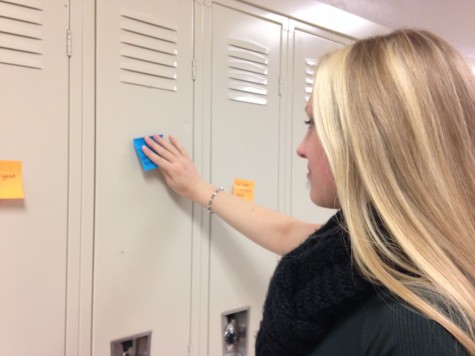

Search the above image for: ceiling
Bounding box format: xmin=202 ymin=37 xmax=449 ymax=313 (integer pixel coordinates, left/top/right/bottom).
xmin=317 ymin=0 xmax=475 ymax=70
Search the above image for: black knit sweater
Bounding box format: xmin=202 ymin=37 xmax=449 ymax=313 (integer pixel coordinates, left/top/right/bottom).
xmin=255 ymin=211 xmax=375 ymax=355
xmin=309 ymin=289 xmax=469 ymax=355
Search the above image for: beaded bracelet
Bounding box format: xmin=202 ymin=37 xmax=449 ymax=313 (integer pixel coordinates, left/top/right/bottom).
xmin=207 ymin=187 xmax=224 ymax=214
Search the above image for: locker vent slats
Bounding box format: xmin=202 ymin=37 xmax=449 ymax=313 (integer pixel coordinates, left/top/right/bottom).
xmin=227 ymin=38 xmax=269 ymax=105
xmin=120 ymin=9 xmax=178 ymax=91
xmin=0 ymin=0 xmax=43 ymax=69
xmin=304 ymin=58 xmax=317 ymax=102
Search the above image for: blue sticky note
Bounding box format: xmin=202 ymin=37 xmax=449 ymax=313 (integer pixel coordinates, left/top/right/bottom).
xmin=133 ymin=135 xmax=161 ymax=171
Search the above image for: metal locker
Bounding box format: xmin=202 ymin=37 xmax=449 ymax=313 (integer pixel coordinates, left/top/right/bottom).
xmin=0 ymin=0 xmax=70 ymax=354
xmin=205 ymin=2 xmax=287 ymax=354
xmin=288 ymin=22 xmax=351 ymax=223
xmin=94 ymin=0 xmax=194 ymax=354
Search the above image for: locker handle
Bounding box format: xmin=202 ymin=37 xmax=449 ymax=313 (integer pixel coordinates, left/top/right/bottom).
xmin=224 ymin=318 xmax=239 ymax=350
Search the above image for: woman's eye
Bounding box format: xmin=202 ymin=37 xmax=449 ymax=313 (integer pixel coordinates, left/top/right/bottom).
xmin=304 ymin=119 xmax=314 ymax=127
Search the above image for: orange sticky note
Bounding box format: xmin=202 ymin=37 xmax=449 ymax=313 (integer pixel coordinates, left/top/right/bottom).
xmin=233 ymin=178 xmax=255 ymax=202
xmin=0 ymin=161 xmax=25 ymax=199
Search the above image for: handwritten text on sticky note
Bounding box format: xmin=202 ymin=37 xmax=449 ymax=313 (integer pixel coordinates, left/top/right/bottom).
xmin=233 ymin=178 xmax=255 ymax=202
xmin=0 ymin=161 xmax=25 ymax=199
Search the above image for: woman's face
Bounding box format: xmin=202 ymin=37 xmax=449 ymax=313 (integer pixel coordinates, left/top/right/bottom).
xmin=296 ymin=98 xmax=339 ymax=209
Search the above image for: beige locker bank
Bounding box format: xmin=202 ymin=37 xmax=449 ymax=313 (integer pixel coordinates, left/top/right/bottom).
xmin=0 ymin=0 xmax=386 ymax=354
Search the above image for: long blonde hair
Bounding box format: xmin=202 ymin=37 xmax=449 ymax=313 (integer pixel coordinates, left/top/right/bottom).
xmin=313 ymin=29 xmax=475 ymax=353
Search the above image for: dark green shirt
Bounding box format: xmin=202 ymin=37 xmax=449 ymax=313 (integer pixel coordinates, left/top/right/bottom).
xmin=309 ymin=292 xmax=469 ymax=356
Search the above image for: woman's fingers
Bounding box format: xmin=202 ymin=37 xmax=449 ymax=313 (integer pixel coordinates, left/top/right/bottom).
xmin=168 ymin=135 xmax=190 ymax=159
xmin=142 ymin=144 xmax=167 ymax=167
xmin=142 ymin=135 xmax=192 ymax=177
xmin=152 ymin=134 xmax=182 ymax=158
xmin=143 ymin=136 xmax=175 ymax=163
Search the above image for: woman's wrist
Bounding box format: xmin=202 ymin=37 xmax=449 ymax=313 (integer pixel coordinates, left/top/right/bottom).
xmin=207 ymin=187 xmax=224 ymax=214
xmin=190 ymin=182 xmax=218 ymax=207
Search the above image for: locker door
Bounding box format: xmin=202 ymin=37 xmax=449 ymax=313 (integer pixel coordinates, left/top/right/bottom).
xmin=0 ymin=0 xmax=70 ymax=355
xmin=94 ymin=0 xmax=193 ymax=354
xmin=289 ymin=24 xmax=350 ymax=223
xmin=208 ymin=3 xmax=286 ymax=354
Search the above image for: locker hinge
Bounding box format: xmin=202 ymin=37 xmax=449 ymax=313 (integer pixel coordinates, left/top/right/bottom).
xmin=192 ymin=57 xmax=197 ymax=81
xmin=66 ymin=29 xmax=72 ymax=57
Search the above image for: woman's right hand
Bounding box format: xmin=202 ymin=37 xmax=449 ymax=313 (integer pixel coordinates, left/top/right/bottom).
xmin=142 ymin=135 xmax=213 ymax=204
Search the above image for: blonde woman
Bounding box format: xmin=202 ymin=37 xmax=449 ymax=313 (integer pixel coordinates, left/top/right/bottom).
xmin=142 ymin=29 xmax=474 ymax=355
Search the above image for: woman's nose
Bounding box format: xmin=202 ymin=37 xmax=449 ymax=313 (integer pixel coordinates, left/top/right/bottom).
xmin=296 ymin=142 xmax=306 ymax=158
